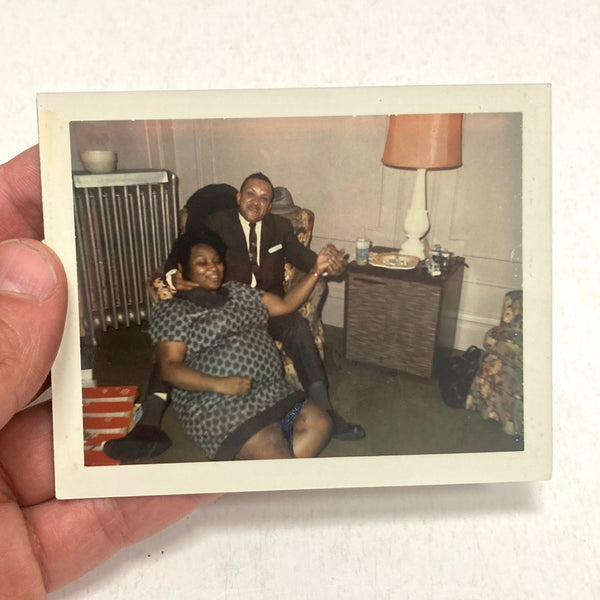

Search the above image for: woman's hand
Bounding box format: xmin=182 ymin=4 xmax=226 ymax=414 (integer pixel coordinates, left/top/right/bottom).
xmin=0 ymin=146 xmax=218 ymax=597
xmin=315 ymin=246 xmax=333 ymax=275
xmin=214 ymin=375 xmax=252 ymax=396
xmin=156 ymin=341 xmax=251 ymax=396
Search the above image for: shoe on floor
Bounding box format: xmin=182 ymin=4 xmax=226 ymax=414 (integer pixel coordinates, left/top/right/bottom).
xmin=328 ymin=411 xmax=366 ymax=441
xmin=103 ymin=424 xmax=172 ymax=461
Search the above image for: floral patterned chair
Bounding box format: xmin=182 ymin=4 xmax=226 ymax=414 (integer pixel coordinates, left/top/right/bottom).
xmin=465 ymin=290 xmax=523 ymax=436
xmin=148 ymin=189 xmax=326 ymax=392
xmin=276 ymin=207 xmax=327 ymax=389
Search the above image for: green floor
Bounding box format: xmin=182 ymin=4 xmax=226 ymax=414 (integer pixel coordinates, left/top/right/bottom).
xmin=92 ymin=323 xmax=523 ymax=464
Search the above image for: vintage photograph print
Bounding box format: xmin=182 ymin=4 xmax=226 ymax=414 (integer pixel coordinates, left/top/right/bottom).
xmin=38 ymin=85 xmax=552 ymax=499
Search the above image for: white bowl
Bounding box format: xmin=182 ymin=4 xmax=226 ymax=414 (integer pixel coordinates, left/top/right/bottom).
xmin=80 ymin=150 xmax=117 ymax=174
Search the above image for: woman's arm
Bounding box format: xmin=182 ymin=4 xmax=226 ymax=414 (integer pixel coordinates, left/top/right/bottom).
xmin=261 ymin=246 xmax=331 ymax=317
xmin=155 ymin=340 xmax=251 ymax=395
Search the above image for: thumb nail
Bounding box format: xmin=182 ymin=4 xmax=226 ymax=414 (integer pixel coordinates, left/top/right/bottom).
xmin=0 ymin=240 xmax=58 ymax=301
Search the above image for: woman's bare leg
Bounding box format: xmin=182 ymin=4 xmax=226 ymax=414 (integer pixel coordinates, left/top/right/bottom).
xmin=292 ymin=400 xmax=333 ymax=458
xmin=234 ymin=422 xmax=294 ymax=460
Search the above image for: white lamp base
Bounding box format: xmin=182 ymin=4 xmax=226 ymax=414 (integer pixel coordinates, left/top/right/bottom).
xmin=400 ymin=168 xmax=429 ymax=260
xmin=400 ymin=237 xmax=426 ymax=260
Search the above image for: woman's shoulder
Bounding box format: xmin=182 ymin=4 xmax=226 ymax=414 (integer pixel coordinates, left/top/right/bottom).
xmin=224 ymin=281 xmax=264 ymax=306
xmin=224 ymin=280 xmax=262 ymax=296
xmin=149 ymin=297 xmax=195 ymax=343
xmin=151 ymin=296 xmax=194 ymax=319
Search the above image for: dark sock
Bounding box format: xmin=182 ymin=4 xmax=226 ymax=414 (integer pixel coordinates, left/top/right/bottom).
xmin=327 ymin=409 xmax=347 ymax=428
xmin=307 ymin=381 xmax=333 ymax=412
xmin=138 ymin=394 xmax=168 ymax=427
xmin=326 ymin=409 xmax=366 ymax=440
xmin=308 ymin=383 xmax=365 ymax=440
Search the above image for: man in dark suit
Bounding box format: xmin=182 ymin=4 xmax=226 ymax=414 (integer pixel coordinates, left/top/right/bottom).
xmin=203 ymin=186 xmax=315 ymax=295
xmin=189 ymin=173 xmax=365 ymax=441
xmin=104 ymin=173 xmax=364 ymax=462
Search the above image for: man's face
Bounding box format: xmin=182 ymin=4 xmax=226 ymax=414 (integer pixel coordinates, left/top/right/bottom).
xmin=237 ymin=178 xmax=273 ymax=223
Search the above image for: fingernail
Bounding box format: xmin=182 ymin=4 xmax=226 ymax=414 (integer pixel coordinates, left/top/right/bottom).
xmin=0 ymin=240 xmax=57 ymax=301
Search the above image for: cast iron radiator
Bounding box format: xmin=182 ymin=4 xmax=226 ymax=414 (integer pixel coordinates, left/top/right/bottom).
xmin=73 ymin=170 xmax=179 ymax=339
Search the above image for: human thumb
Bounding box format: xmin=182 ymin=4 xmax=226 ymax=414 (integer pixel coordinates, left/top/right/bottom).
xmin=0 ymin=239 xmax=67 ymax=428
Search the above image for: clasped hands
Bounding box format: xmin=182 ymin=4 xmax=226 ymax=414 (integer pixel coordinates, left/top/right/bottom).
xmin=317 ymin=243 xmax=347 ymax=277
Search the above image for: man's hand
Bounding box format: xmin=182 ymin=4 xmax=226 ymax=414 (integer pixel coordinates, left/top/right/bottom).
xmin=0 ymin=146 xmax=217 ymax=597
xmin=172 ymin=267 xmax=200 ymax=291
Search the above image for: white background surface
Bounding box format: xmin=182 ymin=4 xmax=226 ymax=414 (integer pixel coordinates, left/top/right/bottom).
xmin=1 ymin=1 xmax=597 ymax=598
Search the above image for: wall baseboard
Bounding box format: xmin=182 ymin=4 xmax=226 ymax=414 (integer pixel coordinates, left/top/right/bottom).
xmin=453 ymin=314 xmax=496 ymax=351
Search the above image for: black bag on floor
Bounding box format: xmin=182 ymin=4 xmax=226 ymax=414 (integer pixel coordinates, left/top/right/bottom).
xmin=438 ymin=345 xmax=483 ymax=408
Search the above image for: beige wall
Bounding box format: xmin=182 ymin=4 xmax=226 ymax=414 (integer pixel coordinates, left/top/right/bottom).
xmin=71 ymin=112 xmax=522 ymax=349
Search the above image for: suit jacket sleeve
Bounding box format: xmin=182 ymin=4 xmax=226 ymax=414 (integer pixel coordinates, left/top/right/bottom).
xmin=256 ymin=215 xmax=316 ymax=295
xmin=277 ymin=217 xmax=318 ymax=272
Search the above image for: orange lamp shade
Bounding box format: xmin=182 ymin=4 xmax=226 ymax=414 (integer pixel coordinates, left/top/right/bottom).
xmin=382 ymin=113 xmax=463 ymax=170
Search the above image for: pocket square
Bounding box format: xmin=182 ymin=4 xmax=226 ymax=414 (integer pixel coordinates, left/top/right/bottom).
xmin=268 ymin=243 xmax=283 ymax=254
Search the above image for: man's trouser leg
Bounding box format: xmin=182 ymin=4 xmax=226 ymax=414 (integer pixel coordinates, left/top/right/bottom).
xmin=267 ymin=312 xmax=332 ymax=412
xmin=103 ymin=362 xmax=173 ymax=461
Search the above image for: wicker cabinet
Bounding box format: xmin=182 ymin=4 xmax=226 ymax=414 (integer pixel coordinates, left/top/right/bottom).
xmin=343 ymin=258 xmax=465 ymax=378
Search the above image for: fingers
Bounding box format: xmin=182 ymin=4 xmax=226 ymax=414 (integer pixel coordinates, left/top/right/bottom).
xmin=0 ymin=402 xmax=54 ymax=507
xmin=0 ymin=403 xmax=219 ymax=596
xmin=173 ymin=269 xmax=199 ymax=291
xmin=24 ymin=492 xmax=220 ymax=593
xmin=0 ymin=145 xmax=44 ymax=240
xmin=314 ymin=252 xmax=330 ymax=275
xmin=237 ymin=376 xmax=252 ymax=394
xmin=222 ymin=376 xmax=251 ymax=395
xmin=325 ymin=247 xmax=347 ymax=276
xmin=0 ymin=239 xmax=67 ymax=428
xmin=318 ymin=244 xmax=347 ymax=276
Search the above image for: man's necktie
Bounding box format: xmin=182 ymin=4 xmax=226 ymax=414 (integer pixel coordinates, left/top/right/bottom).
xmin=248 ymin=222 xmax=261 ymax=284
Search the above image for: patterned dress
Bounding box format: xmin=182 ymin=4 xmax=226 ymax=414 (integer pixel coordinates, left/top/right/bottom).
xmin=150 ymin=281 xmax=302 ymax=460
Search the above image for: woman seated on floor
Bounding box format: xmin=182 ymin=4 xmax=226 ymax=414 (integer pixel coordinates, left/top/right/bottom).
xmin=150 ymin=228 xmax=333 ymax=461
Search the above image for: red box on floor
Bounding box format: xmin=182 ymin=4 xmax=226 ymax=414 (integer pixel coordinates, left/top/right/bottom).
xmin=83 ymin=386 xmax=138 ymax=409
xmin=83 ymin=386 xmax=139 ymax=466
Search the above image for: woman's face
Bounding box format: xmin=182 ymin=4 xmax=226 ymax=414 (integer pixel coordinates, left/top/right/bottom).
xmin=185 ymin=244 xmax=224 ymax=292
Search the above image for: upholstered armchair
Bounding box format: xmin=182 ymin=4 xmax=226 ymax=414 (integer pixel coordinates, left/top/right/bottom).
xmin=465 ymin=290 xmax=523 ymax=436
xmin=275 ymin=206 xmax=327 ymax=389
xmin=147 ymin=186 xmax=326 ymax=391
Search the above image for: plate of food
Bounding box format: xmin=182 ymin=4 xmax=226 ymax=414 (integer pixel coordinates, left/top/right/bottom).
xmin=368 ymin=252 xmax=420 ymax=270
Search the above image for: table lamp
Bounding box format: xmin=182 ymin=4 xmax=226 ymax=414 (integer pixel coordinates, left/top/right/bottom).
xmin=382 ymin=113 xmax=463 ymax=260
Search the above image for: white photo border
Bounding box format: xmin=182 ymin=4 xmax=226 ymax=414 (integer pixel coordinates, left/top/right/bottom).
xmin=37 ymin=85 xmax=552 ymax=499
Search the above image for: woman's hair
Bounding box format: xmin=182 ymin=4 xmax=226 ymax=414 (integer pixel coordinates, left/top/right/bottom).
xmin=169 ymin=228 xmax=227 ymax=279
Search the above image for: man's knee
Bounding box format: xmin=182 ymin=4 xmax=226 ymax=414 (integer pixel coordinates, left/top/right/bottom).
xmin=280 ymin=314 xmax=313 ymax=348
